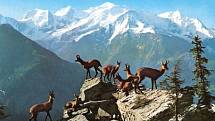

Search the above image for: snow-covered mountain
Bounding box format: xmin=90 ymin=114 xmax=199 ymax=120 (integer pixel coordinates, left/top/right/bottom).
xmin=1 ymin=2 xmax=214 ymax=43
xmin=1 ymin=2 xmax=215 ymax=85
xmin=157 ymin=10 xmax=213 ymax=39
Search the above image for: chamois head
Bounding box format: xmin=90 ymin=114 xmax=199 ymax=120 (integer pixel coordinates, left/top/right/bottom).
xmin=161 ymin=60 xmax=169 ymax=70
xmin=117 ymin=61 xmax=121 ymax=66
xmin=74 ymin=94 xmax=82 ymax=103
xmin=48 ymin=91 xmax=55 ymax=101
xmin=123 ymin=64 xmax=130 ymax=72
xmin=75 ymin=55 xmax=81 ymax=62
xmin=74 ymin=94 xmax=79 ymax=99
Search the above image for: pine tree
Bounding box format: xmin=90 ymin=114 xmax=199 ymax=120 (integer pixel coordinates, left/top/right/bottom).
xmin=165 ymin=60 xmax=183 ymax=121
xmin=190 ymin=35 xmax=212 ymax=108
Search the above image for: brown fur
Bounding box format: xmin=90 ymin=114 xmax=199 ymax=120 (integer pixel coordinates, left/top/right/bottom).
xmin=29 ymin=91 xmax=55 ymax=121
xmin=114 ymin=73 xmax=133 ymax=96
xmin=64 ymin=94 xmax=82 ymax=111
xmin=124 ymin=64 xmax=142 ymax=94
xmin=75 ymin=55 xmax=103 ymax=79
xmin=135 ymin=61 xmax=169 ymax=90
xmin=103 ymin=61 xmax=120 ymax=83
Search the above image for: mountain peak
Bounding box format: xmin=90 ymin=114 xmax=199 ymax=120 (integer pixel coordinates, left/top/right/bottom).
xmin=99 ymin=2 xmax=116 ymax=8
xmin=158 ymin=10 xmax=182 ymax=25
xmin=20 ymin=8 xmax=53 ymax=27
xmin=22 ymin=8 xmax=50 ymax=19
xmin=158 ymin=10 xmax=182 ymax=19
xmin=85 ymin=2 xmax=117 ymax=13
xmin=54 ymin=6 xmax=73 ymax=16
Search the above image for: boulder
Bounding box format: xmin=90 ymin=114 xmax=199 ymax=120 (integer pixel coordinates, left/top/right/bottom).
xmin=117 ymin=90 xmax=174 ymax=121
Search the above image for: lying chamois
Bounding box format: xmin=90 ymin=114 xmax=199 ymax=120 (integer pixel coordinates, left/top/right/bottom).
xmin=135 ymin=60 xmax=169 ymax=90
xmin=103 ymin=61 xmax=120 ymax=83
xmin=29 ymin=91 xmax=55 ymax=121
xmin=75 ymin=55 xmax=103 ymax=79
xmin=64 ymin=94 xmax=82 ymax=111
xmin=114 ymin=73 xmax=133 ymax=96
xmin=124 ymin=64 xmax=142 ymax=94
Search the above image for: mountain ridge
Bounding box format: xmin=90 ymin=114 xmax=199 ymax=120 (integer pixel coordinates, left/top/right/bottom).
xmin=0 ymin=24 xmax=85 ymax=121
xmin=1 ymin=2 xmax=214 ymax=43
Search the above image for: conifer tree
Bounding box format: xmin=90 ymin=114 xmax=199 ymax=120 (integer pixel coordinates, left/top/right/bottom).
xmin=164 ymin=60 xmax=183 ymax=121
xmin=190 ymin=35 xmax=212 ymax=108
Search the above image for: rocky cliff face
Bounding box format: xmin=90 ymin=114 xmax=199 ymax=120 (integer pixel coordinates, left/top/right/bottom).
xmin=63 ymin=78 xmax=215 ymax=121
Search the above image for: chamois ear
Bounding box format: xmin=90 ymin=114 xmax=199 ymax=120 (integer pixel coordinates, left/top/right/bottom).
xmin=125 ymin=64 xmax=128 ymax=67
xmin=166 ymin=60 xmax=169 ymax=64
xmin=49 ymin=90 xmax=54 ymax=95
xmin=76 ymin=55 xmax=80 ymax=58
xmin=161 ymin=60 xmax=165 ymax=65
xmin=74 ymin=93 xmax=79 ymax=98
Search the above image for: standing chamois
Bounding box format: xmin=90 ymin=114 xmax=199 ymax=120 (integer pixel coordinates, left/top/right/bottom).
xmin=103 ymin=61 xmax=121 ymax=83
xmin=114 ymin=73 xmax=133 ymax=96
xmin=29 ymin=91 xmax=55 ymax=121
xmin=135 ymin=60 xmax=169 ymax=90
xmin=124 ymin=64 xmax=142 ymax=94
xmin=75 ymin=55 xmax=103 ymax=79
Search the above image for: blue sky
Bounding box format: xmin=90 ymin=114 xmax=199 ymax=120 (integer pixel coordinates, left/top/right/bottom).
xmin=0 ymin=0 xmax=214 ymax=28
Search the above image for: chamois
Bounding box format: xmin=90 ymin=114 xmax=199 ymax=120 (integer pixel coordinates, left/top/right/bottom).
xmin=114 ymin=73 xmax=133 ymax=96
xmin=124 ymin=64 xmax=142 ymax=94
xmin=135 ymin=60 xmax=169 ymax=90
xmin=103 ymin=61 xmax=120 ymax=83
xmin=29 ymin=91 xmax=55 ymax=121
xmin=75 ymin=55 xmax=103 ymax=79
xmin=64 ymin=94 xmax=82 ymax=111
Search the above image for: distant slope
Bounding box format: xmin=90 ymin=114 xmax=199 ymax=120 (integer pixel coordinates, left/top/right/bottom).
xmin=0 ymin=24 xmax=84 ymax=120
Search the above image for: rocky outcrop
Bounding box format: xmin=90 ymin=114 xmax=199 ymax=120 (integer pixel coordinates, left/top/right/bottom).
xmin=63 ymin=78 xmax=213 ymax=121
xmin=64 ymin=78 xmax=121 ymax=121
xmin=117 ymin=90 xmax=174 ymax=121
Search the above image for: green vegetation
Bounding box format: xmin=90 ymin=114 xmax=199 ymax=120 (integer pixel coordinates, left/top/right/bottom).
xmin=163 ymin=60 xmax=184 ymax=121
xmin=190 ymin=35 xmax=213 ymax=108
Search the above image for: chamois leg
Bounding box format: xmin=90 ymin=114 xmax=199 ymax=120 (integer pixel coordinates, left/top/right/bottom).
xmin=109 ymin=73 xmax=112 ymax=80
xmin=136 ymin=76 xmax=143 ymax=94
xmin=107 ymin=73 xmax=111 ymax=82
xmin=138 ymin=84 xmax=143 ymax=94
xmin=133 ymin=83 xmax=139 ymax=94
xmin=151 ymin=79 xmax=154 ymax=90
xmin=88 ymin=69 xmax=92 ymax=78
xmin=99 ymin=68 xmax=103 ymax=79
xmin=95 ymin=66 xmax=103 ymax=79
xmin=155 ymin=80 xmax=157 ymax=89
xmin=125 ymin=91 xmax=129 ymax=96
xmin=48 ymin=112 xmax=53 ymax=121
xmin=111 ymin=73 xmax=116 ymax=84
xmin=94 ymin=67 xmax=98 ymax=78
xmin=133 ymin=83 xmax=138 ymax=94
xmin=45 ymin=112 xmax=48 ymax=121
xmin=104 ymin=73 xmax=107 ymax=82
xmin=134 ymin=85 xmax=138 ymax=94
